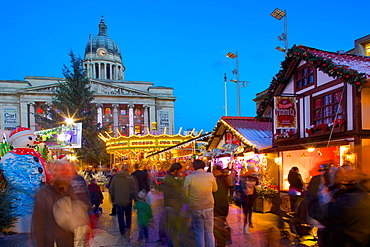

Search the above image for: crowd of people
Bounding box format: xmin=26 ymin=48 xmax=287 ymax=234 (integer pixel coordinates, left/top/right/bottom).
xmin=29 ymin=157 xmax=370 ymax=247
xmin=30 ymin=159 xmax=260 ymax=247
xmin=287 ymin=162 xmax=370 ymax=247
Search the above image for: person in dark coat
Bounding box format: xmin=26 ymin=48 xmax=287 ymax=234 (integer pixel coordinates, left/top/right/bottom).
xmin=109 ymin=164 xmax=138 ymax=238
xmin=163 ymin=163 xmax=184 ymax=247
xmin=311 ymin=166 xmax=370 ymax=247
xmin=212 ymin=165 xmax=231 ymax=247
xmin=288 ymin=166 xmax=305 ymax=212
xmin=132 ymin=163 xmax=150 ymax=193
xmin=107 ymin=168 xmax=117 ymax=216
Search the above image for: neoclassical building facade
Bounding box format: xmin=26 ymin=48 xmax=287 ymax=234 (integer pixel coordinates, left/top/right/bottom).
xmin=0 ymin=17 xmax=176 ymax=136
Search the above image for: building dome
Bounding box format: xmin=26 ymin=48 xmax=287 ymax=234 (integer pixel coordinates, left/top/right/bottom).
xmin=84 ymin=17 xmax=122 ymax=61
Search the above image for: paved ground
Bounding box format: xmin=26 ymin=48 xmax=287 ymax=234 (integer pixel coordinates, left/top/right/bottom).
xmin=0 ymin=190 xmax=318 ymax=247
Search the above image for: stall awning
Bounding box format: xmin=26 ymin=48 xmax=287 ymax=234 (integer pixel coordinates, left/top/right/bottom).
xmin=259 ymin=138 xmax=353 ymax=153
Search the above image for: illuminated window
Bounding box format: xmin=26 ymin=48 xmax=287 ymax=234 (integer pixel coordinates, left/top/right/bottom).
xmin=366 ymin=43 xmax=370 ymax=56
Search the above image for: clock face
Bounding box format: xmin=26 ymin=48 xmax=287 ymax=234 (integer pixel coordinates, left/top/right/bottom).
xmin=97 ymin=48 xmax=107 ymax=57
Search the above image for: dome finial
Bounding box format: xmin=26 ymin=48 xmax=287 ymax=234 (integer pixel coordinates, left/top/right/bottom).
xmin=98 ymin=16 xmax=107 ymax=36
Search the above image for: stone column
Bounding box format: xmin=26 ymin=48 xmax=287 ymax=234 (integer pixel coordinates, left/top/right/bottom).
xmin=20 ymin=102 xmax=28 ymax=128
xmin=102 ymin=63 xmax=106 ymax=79
xmin=143 ymin=105 xmax=149 ymax=133
xmin=28 ymin=102 xmax=36 ymax=131
xmin=97 ymin=103 xmax=103 ymax=126
xmin=128 ymin=104 xmax=134 ymax=136
xmin=113 ymin=104 xmax=119 ymax=136
xmin=149 ymin=105 xmax=156 ymax=131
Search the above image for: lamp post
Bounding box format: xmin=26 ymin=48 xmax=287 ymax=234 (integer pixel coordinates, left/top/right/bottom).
xmin=224 ymin=73 xmax=228 ymax=116
xmin=271 ymin=8 xmax=288 ymax=56
xmin=226 ymin=51 xmax=241 ymax=116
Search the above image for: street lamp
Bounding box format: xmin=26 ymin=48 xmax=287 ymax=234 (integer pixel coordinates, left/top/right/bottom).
xmin=223 ymin=73 xmax=228 ymax=116
xmin=271 ymin=8 xmax=288 ymax=56
xmin=65 ymin=117 xmax=74 ymax=125
xmin=226 ymin=51 xmax=241 ymax=116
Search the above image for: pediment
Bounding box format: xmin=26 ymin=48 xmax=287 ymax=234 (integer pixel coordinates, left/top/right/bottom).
xmin=17 ymin=80 xmax=155 ymax=97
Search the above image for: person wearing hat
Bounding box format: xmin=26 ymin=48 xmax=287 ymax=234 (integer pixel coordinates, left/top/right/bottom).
xmin=306 ymin=161 xmax=335 ymax=246
xmin=133 ymin=189 xmax=153 ymax=244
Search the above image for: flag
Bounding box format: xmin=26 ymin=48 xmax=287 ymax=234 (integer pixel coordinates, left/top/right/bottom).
xmin=226 ymin=52 xmax=237 ymax=59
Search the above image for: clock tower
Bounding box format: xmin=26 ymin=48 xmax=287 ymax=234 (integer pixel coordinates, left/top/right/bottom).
xmin=83 ymin=16 xmax=125 ymax=81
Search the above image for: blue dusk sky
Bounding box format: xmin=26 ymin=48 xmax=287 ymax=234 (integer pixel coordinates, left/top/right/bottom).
xmin=1 ymin=0 xmax=368 ymax=133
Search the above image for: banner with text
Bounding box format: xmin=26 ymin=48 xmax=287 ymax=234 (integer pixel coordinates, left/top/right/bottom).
xmin=274 ymin=97 xmax=297 ymax=129
xmin=3 ymin=106 xmax=18 ymax=129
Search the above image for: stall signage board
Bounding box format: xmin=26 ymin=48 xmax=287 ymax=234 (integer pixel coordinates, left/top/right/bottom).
xmin=274 ymin=96 xmax=297 ymax=129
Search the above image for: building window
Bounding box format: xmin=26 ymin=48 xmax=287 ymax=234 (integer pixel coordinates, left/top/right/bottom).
xmin=102 ymin=105 xmax=113 ymax=127
xmin=159 ymin=110 xmax=170 ymax=133
xmin=366 ymin=43 xmax=370 ymax=56
xmin=295 ymin=65 xmax=315 ymax=89
xmin=313 ymin=90 xmax=343 ymax=125
xmin=107 ymin=64 xmax=111 ymax=79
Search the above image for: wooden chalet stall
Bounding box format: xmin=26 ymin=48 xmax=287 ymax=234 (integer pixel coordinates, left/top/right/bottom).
xmin=257 ymin=44 xmax=370 ymax=191
xmin=206 ymin=116 xmax=274 ymax=183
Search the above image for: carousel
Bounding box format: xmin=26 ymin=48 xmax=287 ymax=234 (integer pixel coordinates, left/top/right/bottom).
xmin=99 ymin=123 xmax=204 ymax=168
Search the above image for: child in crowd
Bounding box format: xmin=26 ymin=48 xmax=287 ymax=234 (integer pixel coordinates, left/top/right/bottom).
xmin=88 ymin=178 xmax=104 ymax=214
xmin=134 ymin=189 xmax=153 ymax=244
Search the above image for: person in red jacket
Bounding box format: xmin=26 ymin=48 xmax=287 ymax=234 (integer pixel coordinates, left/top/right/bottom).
xmin=88 ymin=178 xmax=104 ymax=214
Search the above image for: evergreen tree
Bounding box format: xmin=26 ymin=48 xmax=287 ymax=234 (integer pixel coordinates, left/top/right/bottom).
xmin=37 ymin=51 xmax=109 ymax=166
xmin=0 ymin=177 xmax=16 ymax=232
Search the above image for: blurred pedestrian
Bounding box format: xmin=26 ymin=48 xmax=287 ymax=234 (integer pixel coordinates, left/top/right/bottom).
xmin=71 ymin=170 xmax=91 ymax=208
xmin=238 ymin=169 xmax=258 ymax=234
xmin=288 ymin=166 xmax=305 ymax=212
xmin=311 ymin=165 xmax=370 ymax=246
xmin=163 ymin=163 xmax=184 ymax=247
xmin=88 ymin=178 xmax=104 ymax=214
xmin=133 ymin=189 xmax=153 ymax=244
xmin=109 ymin=164 xmax=138 ymax=238
xmin=31 ymin=160 xmax=89 ymax=247
xmin=183 ymin=159 xmax=218 ymax=247
xmin=212 ymin=165 xmax=231 ymax=247
xmin=107 ymin=168 xmax=118 ymax=216
xmin=132 ymin=163 xmax=150 ymax=193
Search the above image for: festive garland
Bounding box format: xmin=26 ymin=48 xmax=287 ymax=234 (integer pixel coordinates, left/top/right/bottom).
xmin=305 ymin=119 xmax=345 ymax=135
xmin=256 ymin=45 xmax=369 ymax=119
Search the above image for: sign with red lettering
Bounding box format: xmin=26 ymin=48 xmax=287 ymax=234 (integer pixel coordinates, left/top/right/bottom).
xmin=274 ymin=97 xmax=297 ymax=129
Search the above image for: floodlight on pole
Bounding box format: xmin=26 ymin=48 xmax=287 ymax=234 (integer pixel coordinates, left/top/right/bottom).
xmin=224 ymin=73 xmax=228 ymax=116
xmin=271 ymin=8 xmax=288 ymax=56
xmin=226 ymin=51 xmax=241 ymax=116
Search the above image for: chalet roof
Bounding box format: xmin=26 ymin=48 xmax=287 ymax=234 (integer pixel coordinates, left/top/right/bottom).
xmin=302 ymin=46 xmax=370 ymax=77
xmin=208 ymin=116 xmax=272 ymax=151
xmin=256 ymin=45 xmax=370 ymax=119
